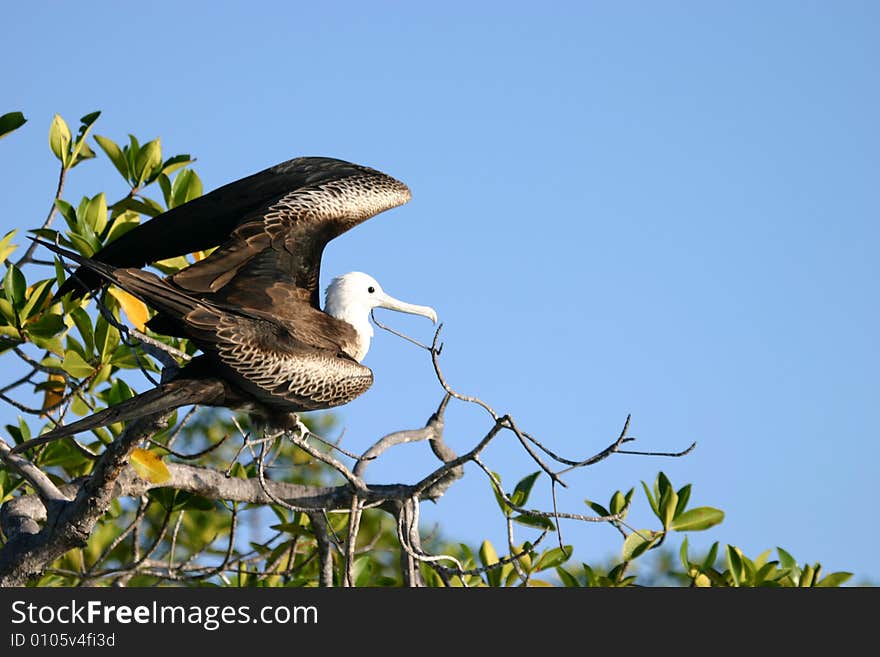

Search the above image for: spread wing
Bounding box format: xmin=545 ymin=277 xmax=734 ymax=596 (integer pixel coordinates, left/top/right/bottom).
xmin=171 ymin=163 xmax=411 ymax=310
xmin=59 ymin=156 xmax=412 ymax=309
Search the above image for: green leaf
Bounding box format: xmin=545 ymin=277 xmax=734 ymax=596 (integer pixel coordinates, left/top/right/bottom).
xmin=816 ymin=572 xmax=853 ymax=587
xmin=171 ymin=169 xmax=203 ymax=207
xmin=753 ymin=549 xmax=772 ymax=570
xmin=101 ymin=379 xmax=134 ymax=406
xmin=3 ymin=264 xmax=26 ymax=309
xmin=581 ymin=563 xmax=597 ymax=587
xmin=88 ymin=363 xmax=112 ymax=390
xmin=65 ymin=333 xmax=87 ymax=358
xmin=777 ymin=547 xmax=797 ymax=570
xmin=534 ymin=546 xmax=572 ymax=571
xmin=674 ymin=484 xmax=692 ymax=517
xmin=69 ymin=111 xmax=100 ymax=167
xmin=79 ymin=111 xmax=101 ymax=128
xmin=703 ymin=541 xmax=719 ymax=569
xmin=0 ymin=324 xmax=21 ymax=340
xmin=26 ymin=313 xmax=65 ymax=338
xmin=679 ymin=535 xmax=690 ymax=570
xmin=94 ymin=134 xmax=129 ymax=180
xmin=61 ymin=350 xmax=95 ymax=378
xmin=670 ymin=507 xmax=725 ymax=532
xmin=71 ymin=140 xmax=96 ymax=168
xmin=352 ymin=555 xmax=373 ymax=587
xmin=65 ymin=231 xmax=97 ymax=256
xmin=5 ymin=419 xmax=31 ymax=445
xmin=124 ymin=134 xmax=140 ymax=181
xmin=161 ymin=154 xmax=194 ymax=177
xmin=69 ymin=307 xmax=94 ymax=354
xmin=622 ymin=530 xmax=658 ymax=561
xmin=54 ymin=199 xmax=79 ymax=232
xmin=556 ymin=567 xmax=580 ymax=587
xmin=726 ymin=545 xmax=744 ymax=587
xmin=134 ymin=138 xmax=162 ymax=185
xmin=94 ymin=312 xmax=120 ymax=363
xmin=585 ymin=499 xmax=611 ymax=517
xmin=754 ymin=561 xmax=780 ymax=585
xmin=105 ymin=210 xmax=141 ymax=244
xmin=656 ymin=471 xmax=672 ymax=498
xmin=53 ymin=255 xmax=66 ymax=288
xmin=488 ymin=472 xmax=511 ymax=515
xmin=799 ymin=563 xmax=816 ymax=588
xmin=511 ymin=514 xmax=556 ymax=530
xmin=137 ymin=196 xmax=166 ymax=217
xmin=48 ymin=114 xmax=72 ymax=165
xmin=81 ymin=193 xmax=108 ymax=235
xmin=157 ymin=173 xmax=173 ymax=208
xmin=112 ymin=197 xmax=164 ymax=218
xmin=0 ymin=111 xmax=26 ymax=139
xmin=0 ymin=297 xmax=17 ymax=325
xmin=29 ymin=332 xmax=63 ymax=355
xmin=511 ymin=471 xmax=540 ymax=507
xmin=660 ymin=486 xmax=679 ymax=529
xmin=609 ymin=490 xmax=626 ymax=515
xmin=641 ymin=480 xmax=659 ymax=517
xmin=478 ymin=540 xmax=499 ymax=570
xmin=21 ymin=278 xmax=54 ymax=320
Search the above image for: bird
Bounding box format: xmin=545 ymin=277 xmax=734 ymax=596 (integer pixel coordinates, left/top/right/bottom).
xmin=13 ymin=158 xmax=437 ymax=453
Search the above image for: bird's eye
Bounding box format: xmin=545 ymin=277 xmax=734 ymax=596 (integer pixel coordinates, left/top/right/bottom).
xmin=368 ymin=286 xmax=375 ymax=294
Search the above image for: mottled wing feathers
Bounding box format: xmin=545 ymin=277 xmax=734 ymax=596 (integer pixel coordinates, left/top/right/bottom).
xmin=169 ymin=166 xmax=411 ymax=309
xmin=214 ymin=315 xmax=373 ymax=411
xmin=58 ymin=157 xmax=411 ymax=306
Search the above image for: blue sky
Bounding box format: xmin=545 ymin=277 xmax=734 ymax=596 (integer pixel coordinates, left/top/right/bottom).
xmin=3 ymin=2 xmax=878 ymax=581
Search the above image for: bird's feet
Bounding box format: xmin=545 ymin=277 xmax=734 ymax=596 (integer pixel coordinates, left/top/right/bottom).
xmin=284 ymin=414 xmax=310 ymax=444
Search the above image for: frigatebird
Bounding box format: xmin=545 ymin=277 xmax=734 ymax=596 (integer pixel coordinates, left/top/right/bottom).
xmin=13 ymin=158 xmax=437 ymax=452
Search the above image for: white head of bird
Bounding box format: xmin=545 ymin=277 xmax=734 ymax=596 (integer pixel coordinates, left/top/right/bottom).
xmin=324 ymin=272 xmax=437 ymax=362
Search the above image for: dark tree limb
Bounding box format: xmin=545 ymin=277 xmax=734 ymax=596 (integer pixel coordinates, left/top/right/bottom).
xmin=307 ymin=512 xmax=335 ymax=588
xmin=0 ymin=412 xmax=171 ymax=586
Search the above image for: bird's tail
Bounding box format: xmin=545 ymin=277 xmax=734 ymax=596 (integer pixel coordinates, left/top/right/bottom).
xmin=36 ymin=238 xmax=200 ymax=320
xmin=10 ymin=378 xmax=226 ymax=454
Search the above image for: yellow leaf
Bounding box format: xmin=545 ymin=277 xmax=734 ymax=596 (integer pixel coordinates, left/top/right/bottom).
xmin=107 ymin=286 xmax=148 ymax=332
xmin=130 ymin=448 xmax=171 ymax=484
xmin=0 ymin=229 xmax=18 ymax=262
xmin=526 ymin=579 xmax=554 ymax=587
xmin=191 ymin=250 xmax=206 ymax=262
xmin=694 ymin=573 xmax=712 ymax=588
xmin=41 ymin=372 xmax=66 ymax=415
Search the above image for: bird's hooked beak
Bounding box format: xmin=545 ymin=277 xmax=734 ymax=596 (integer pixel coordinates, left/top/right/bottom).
xmin=374 ymin=291 xmax=438 ymax=324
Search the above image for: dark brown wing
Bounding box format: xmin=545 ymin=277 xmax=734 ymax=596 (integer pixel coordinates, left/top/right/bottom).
xmin=59 ymin=156 xmax=411 ymax=305
xmin=168 ymin=165 xmax=410 ymax=310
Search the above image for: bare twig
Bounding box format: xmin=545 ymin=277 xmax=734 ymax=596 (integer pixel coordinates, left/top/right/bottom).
xmin=371 ymin=310 xmax=434 ymax=351
xmin=0 ymin=440 xmax=69 ymax=505
xmin=16 ymin=165 xmax=67 ymax=266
